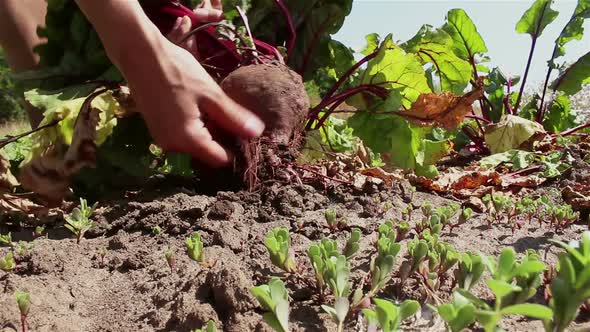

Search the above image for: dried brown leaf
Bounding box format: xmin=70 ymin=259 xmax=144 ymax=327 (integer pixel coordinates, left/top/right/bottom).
xmin=397 ymin=85 xmax=484 ymax=130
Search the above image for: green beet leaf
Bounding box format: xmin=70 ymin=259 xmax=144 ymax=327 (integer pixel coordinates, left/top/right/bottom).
xmin=516 ymin=0 xmax=559 ymax=37
xmin=551 ymin=51 xmax=590 ymax=95
xmin=403 ymin=24 xmax=472 ymax=94
xmin=442 ymin=9 xmax=488 ymax=61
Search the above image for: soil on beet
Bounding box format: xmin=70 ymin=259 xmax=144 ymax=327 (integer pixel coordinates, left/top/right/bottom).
xmin=0 ymin=175 xmax=589 ymax=332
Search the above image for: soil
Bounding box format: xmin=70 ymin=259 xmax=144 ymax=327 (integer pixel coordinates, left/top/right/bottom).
xmin=0 ymin=176 xmax=589 ymax=332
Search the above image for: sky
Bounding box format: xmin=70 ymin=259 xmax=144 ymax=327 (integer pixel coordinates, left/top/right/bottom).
xmin=334 ymin=0 xmax=590 ymax=86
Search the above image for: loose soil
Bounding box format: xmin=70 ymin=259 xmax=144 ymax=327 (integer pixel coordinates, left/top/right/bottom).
xmin=0 ymin=175 xmax=589 ymax=332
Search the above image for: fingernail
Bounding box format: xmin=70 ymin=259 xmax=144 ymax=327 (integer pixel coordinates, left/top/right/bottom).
xmin=244 ymin=116 xmax=265 ymax=137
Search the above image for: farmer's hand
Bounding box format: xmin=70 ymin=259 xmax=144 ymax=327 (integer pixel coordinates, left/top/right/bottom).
xmin=75 ymin=0 xmax=264 ymax=167
xmin=166 ymin=0 xmax=223 ymax=59
xmin=126 ymin=39 xmax=265 ymax=167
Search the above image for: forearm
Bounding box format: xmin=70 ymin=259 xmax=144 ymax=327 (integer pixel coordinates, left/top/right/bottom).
xmin=74 ymin=0 xmax=167 ymax=79
xmin=0 ymin=0 xmax=46 ymax=72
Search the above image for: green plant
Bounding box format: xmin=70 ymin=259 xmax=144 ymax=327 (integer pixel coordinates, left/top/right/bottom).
xmin=544 ymin=232 xmax=590 ymax=332
xmin=454 ymin=252 xmax=486 ymax=291
xmin=152 ymin=225 xmax=163 ymax=235
xmin=251 ymin=278 xmax=290 ymax=332
xmin=308 ymin=239 xmax=351 ymax=299
xmin=33 ymin=226 xmax=45 ymax=239
xmin=482 ymin=193 xmax=512 ymax=224
xmin=165 ymin=248 xmax=175 ymax=272
xmin=400 ymin=237 xmax=429 ymax=285
xmin=515 ymin=197 xmax=537 ymax=223
xmin=0 ymin=252 xmax=16 ymax=272
xmin=265 ymin=227 xmax=296 ymax=273
xmin=343 ymin=228 xmax=361 ymax=258
xmin=0 ymin=232 xmax=12 ymax=246
xmin=64 ymin=198 xmax=97 ymax=244
xmin=422 ymin=240 xmax=460 ymax=291
xmin=15 ymin=290 xmax=30 ymax=332
xmin=448 ymin=207 xmax=473 ymax=233
xmin=362 ymin=298 xmax=420 ymax=332
xmin=547 ymin=204 xmax=579 ymax=230
xmin=191 ymin=320 xmax=216 ymax=332
xmin=431 ymin=291 xmax=477 ymax=332
xmin=324 ymin=208 xmax=347 ymax=230
xmin=482 ymin=248 xmax=546 ymax=306
xmin=321 ymin=297 xmax=349 ymax=332
xmin=396 ymin=222 xmax=411 ymax=242
xmin=185 ymin=232 xmax=204 ymax=263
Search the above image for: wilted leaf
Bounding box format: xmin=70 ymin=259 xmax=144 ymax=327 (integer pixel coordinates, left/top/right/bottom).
xmin=501 ymin=174 xmax=546 ymax=188
xmin=0 ymin=155 xmax=19 ymax=192
xmin=484 ymin=115 xmax=545 ymax=154
xmin=516 ymin=0 xmax=559 ymax=38
xmin=0 ymin=193 xmax=48 ymax=215
xmin=398 ymin=86 xmax=484 ymax=130
xmin=479 ymin=150 xmax=536 ymax=170
xmin=563 ymin=185 xmax=590 ymax=210
xmin=413 ymin=168 xmax=500 ymax=194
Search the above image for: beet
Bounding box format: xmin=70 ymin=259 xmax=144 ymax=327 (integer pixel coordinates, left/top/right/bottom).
xmin=221 ymin=64 xmax=309 ymax=146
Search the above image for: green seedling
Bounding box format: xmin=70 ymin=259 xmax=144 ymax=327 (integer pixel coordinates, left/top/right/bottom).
xmin=343 ymin=228 xmax=361 ymax=258
xmin=454 ymin=252 xmax=486 ymax=291
xmin=325 ymin=209 xmax=344 ymax=230
xmin=152 ymin=225 xmax=163 ymax=235
xmin=191 ymin=320 xmax=216 ymax=332
xmin=482 ymin=247 xmax=546 ymax=306
xmin=396 ymin=222 xmax=411 ymax=242
xmin=362 ymin=298 xmax=420 ymax=332
xmin=65 ymin=198 xmax=97 ymax=244
xmin=185 ymin=232 xmax=204 ymax=263
xmin=265 ymin=227 xmax=296 ymax=273
xmin=0 ymin=252 xmax=16 ymax=272
xmin=545 ymin=232 xmax=590 ymax=332
xmin=422 ymin=241 xmax=460 ymax=291
xmin=13 ymin=242 xmax=33 ymax=257
xmin=308 ymin=239 xmax=351 ymax=298
xmin=251 ymin=277 xmax=290 ymax=332
xmin=548 ymin=204 xmax=579 ymax=231
xmin=515 ymin=197 xmax=537 ymax=223
xmin=33 ymin=226 xmax=45 ymax=239
xmin=0 ymin=232 xmax=13 ymax=246
xmin=165 ymin=248 xmax=175 ymax=272
xmin=400 ymin=237 xmax=429 ymax=285
xmin=457 ymin=284 xmax=553 ymax=332
xmin=321 ymin=297 xmax=349 ymax=332
xmin=421 ymin=202 xmax=433 ymax=218
xmin=15 ymin=290 xmax=30 ymax=332
xmin=431 ymin=291 xmax=477 ymax=332
xmin=482 ymin=193 xmax=512 ymax=225
xmin=448 ymin=207 xmax=473 ymax=234
xmin=383 ymin=202 xmax=394 ymax=214
xmin=369 ymin=233 xmax=401 ymax=295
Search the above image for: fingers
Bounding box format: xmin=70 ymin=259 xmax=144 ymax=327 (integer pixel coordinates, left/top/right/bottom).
xmin=179 ymin=119 xmax=233 ymax=167
xmin=193 ymin=7 xmax=223 ymax=22
xmin=166 ymin=16 xmax=191 ymax=43
xmin=210 ymin=0 xmax=222 ymax=11
xmin=200 ymin=91 xmax=265 ymax=140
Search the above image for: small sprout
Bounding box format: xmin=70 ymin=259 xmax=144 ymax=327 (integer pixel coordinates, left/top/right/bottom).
xmin=548 ymin=204 xmax=579 ymax=230
xmin=382 ymin=202 xmax=394 ymax=213
xmin=251 ymin=278 xmax=290 ymax=332
xmin=362 ymin=298 xmax=420 ymax=332
xmin=0 ymin=232 xmax=12 ymax=246
xmin=400 ymin=238 xmax=429 ymax=285
xmin=370 ymin=234 xmax=401 ymax=294
xmin=449 ymin=207 xmax=473 ymax=233
xmin=431 ymin=292 xmax=476 ymax=332
xmin=321 ymin=297 xmax=349 ymax=332
xmin=185 ymin=232 xmax=204 ymax=263
xmin=33 ymin=226 xmax=45 ymax=239
xmin=13 ymin=242 xmax=33 ymax=257
xmin=191 ymin=320 xmax=217 ymax=332
xmin=65 ymin=198 xmax=97 ymax=244
xmin=98 ymin=247 xmax=107 ymax=268
xmin=165 ymin=248 xmax=176 ymax=271
xmin=152 ymin=225 xmax=163 ymax=235
xmin=454 ymin=252 xmax=486 ymax=291
xmin=308 ymin=239 xmax=351 ymax=298
xmin=265 ymin=227 xmax=296 ymax=273
xmin=395 ymin=222 xmax=410 ymax=242
xmin=421 ymin=202 xmax=433 ymax=218
xmin=343 ymin=228 xmax=361 ymax=258
xmin=0 ymin=252 xmax=16 ymax=272
xmin=325 ymin=209 xmax=344 ymax=230
xmin=15 ymin=290 xmax=30 ymax=332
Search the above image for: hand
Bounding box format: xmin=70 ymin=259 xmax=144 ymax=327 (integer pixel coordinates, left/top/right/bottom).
xmin=166 ymin=0 xmax=223 ymax=59
xmin=124 ymin=38 xmax=264 ymax=167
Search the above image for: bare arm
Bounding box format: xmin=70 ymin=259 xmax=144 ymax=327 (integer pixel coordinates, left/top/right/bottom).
xmin=74 ymin=0 xmax=264 ymax=167
xmin=0 ymin=0 xmax=46 ymax=72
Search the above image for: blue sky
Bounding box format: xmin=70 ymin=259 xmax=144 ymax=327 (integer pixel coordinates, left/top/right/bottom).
xmin=334 ymin=0 xmax=589 ymax=86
